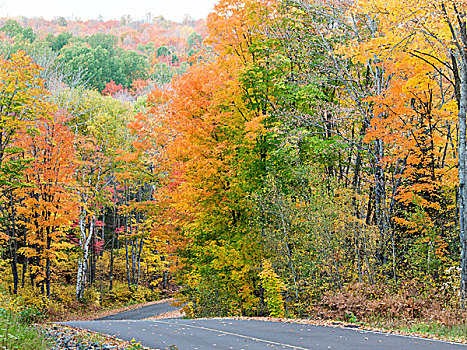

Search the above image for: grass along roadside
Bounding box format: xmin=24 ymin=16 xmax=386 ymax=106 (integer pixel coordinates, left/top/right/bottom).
xmin=0 ymin=310 xmax=48 ymax=350
xmin=0 ymin=298 xmax=174 ymax=350
xmin=366 ymin=317 xmax=467 ymax=344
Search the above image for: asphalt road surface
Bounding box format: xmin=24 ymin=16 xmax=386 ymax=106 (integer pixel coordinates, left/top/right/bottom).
xmin=62 ymin=302 xmax=467 ymax=350
xmin=97 ymin=301 xmax=179 ymax=320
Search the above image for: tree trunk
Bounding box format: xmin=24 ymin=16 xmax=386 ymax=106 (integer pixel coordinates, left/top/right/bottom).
xmin=163 ymin=270 xmax=168 ymax=290
xmin=124 ymin=214 xmax=131 ymax=290
xmin=9 ymin=235 xmax=18 ymax=295
xmin=136 ymin=237 xmax=144 ymax=290
xmin=21 ymin=256 xmax=27 ymax=289
xmin=90 ymin=232 xmax=96 ymax=285
xmin=9 ymin=194 xmax=18 ymax=295
xmin=76 ymin=251 xmax=88 ymax=300
xmin=21 ymin=226 xmax=27 ymax=288
xmin=101 ymin=211 xmax=105 ymax=257
xmin=109 ymin=205 xmax=116 ymax=292
xmin=76 ymin=214 xmax=95 ymax=300
xmin=46 ymin=228 xmax=52 ymax=300
xmin=459 ymin=57 xmax=467 ymax=307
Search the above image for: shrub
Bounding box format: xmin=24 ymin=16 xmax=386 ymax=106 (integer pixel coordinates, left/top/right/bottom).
xmin=83 ymin=289 xmax=101 ymax=307
xmin=18 ymin=307 xmax=43 ymax=325
xmin=310 ymin=281 xmax=466 ymax=326
xmin=259 ymin=259 xmax=286 ymax=317
xmin=101 ymin=281 xmax=159 ymax=307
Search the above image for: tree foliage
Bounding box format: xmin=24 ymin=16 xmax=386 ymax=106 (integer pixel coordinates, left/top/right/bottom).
xmin=0 ymin=0 xmax=466 ymax=326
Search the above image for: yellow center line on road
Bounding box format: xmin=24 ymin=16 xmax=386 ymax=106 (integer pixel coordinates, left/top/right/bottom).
xmin=153 ymin=320 xmax=312 ymax=350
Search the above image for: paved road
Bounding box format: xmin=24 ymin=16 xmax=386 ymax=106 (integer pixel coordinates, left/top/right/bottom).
xmin=63 ymin=317 xmax=467 ymax=350
xmin=97 ymin=301 xmax=179 ymax=320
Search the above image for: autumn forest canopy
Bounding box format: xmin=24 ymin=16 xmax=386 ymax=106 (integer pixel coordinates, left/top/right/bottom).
xmin=1 ymin=0 xmax=467 ymax=330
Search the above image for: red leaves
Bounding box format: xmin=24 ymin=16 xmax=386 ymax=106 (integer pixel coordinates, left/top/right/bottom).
xmin=102 ymin=80 xmax=124 ymax=96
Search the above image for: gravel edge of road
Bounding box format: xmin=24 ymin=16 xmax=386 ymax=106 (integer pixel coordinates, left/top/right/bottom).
xmin=38 ymin=323 xmax=153 ymax=350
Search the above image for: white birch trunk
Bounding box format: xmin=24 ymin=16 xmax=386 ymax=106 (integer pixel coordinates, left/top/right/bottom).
xmin=459 ymin=58 xmax=467 ymax=306
xmin=76 ymin=212 xmax=95 ymax=300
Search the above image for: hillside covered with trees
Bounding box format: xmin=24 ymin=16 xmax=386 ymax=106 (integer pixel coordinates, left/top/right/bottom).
xmin=1 ymin=0 xmax=467 ymax=344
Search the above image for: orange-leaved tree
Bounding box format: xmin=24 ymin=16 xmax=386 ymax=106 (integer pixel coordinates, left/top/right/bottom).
xmin=0 ymin=51 xmax=56 ymax=295
xmin=344 ymin=0 xmax=466 ymax=304
xmin=146 ymin=0 xmax=274 ymax=315
xmin=16 ymin=111 xmax=77 ymax=299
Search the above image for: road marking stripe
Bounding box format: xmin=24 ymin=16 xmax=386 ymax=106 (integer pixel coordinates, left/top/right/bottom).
xmin=154 ymin=320 xmax=312 ymax=350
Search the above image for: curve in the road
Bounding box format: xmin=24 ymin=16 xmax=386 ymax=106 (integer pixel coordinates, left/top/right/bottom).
xmin=62 ymin=318 xmax=467 ymax=350
xmin=97 ymin=301 xmax=179 ymax=320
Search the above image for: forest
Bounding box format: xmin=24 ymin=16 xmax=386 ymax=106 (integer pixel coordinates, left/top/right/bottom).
xmin=0 ymin=0 xmax=467 ymax=343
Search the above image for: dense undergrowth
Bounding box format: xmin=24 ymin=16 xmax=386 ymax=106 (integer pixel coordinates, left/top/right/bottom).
xmin=0 ymin=248 xmax=166 ymax=323
xmin=311 ymin=281 xmax=467 ymax=340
